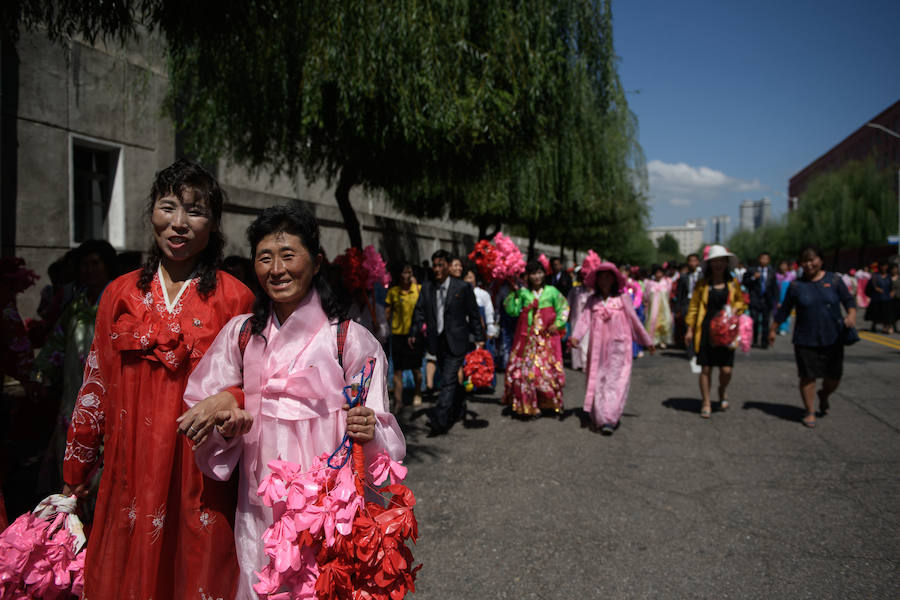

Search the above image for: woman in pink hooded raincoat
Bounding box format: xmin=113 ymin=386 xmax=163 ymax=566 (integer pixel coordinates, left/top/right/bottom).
xmin=570 ymin=262 xmax=654 ymax=435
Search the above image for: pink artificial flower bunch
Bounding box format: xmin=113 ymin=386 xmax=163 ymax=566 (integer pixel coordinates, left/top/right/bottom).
xmin=490 ymin=232 xmax=525 ymax=281
xmin=581 ymin=250 xmax=602 ymax=287
xmin=537 ymin=253 xmax=550 ymax=275
xmin=0 ymin=495 xmax=86 ymax=599
xmin=362 ymin=245 xmax=391 ymax=289
xmin=254 ymin=451 xmax=418 ymax=600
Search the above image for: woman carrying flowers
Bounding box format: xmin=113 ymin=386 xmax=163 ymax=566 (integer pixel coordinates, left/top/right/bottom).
xmin=183 ymin=202 xmax=405 ymax=598
xmin=502 ymin=260 xmax=569 ymax=417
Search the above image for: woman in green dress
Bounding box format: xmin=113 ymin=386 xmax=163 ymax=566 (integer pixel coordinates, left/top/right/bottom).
xmin=502 ymin=260 xmax=570 ymax=417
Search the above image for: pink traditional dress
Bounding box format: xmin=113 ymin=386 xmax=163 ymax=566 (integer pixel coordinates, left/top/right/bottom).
xmin=502 ymin=286 xmax=569 ymax=415
xmin=184 ymin=289 xmax=406 ymax=599
xmin=63 ymin=269 xmax=254 ymax=600
xmin=855 ymin=270 xmax=871 ymax=309
xmin=644 ymin=277 xmax=673 ymax=346
xmin=572 ymin=292 xmax=653 ymax=429
xmin=567 ymin=285 xmax=592 ymax=370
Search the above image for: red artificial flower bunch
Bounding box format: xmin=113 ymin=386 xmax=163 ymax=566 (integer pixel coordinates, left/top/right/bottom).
xmin=314 ymin=480 xmax=420 ymax=600
xmin=334 ymin=248 xmax=368 ymax=294
xmin=463 ymin=348 xmax=495 ymax=389
xmin=467 ymin=240 xmax=497 ymax=283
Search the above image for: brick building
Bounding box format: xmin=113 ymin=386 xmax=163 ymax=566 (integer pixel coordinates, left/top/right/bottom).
xmin=788 ymin=99 xmax=900 ymax=210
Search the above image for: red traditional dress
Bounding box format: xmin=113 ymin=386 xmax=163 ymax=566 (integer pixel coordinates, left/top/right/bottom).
xmin=63 ymin=268 xmax=253 ymax=599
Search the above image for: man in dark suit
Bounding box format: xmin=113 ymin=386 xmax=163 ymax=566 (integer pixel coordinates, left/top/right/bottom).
xmin=548 ymin=257 xmax=572 ymax=299
xmin=742 ymin=251 xmax=778 ymax=349
xmin=409 ymin=249 xmax=485 ymax=435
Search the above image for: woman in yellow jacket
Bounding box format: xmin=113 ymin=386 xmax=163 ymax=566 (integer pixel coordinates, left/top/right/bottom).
xmin=685 ymin=245 xmax=746 ymax=418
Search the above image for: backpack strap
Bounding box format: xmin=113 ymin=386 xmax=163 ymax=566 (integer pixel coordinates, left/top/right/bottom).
xmin=238 ymin=317 xmax=253 ymax=360
xmin=336 ymin=320 xmax=350 ymax=368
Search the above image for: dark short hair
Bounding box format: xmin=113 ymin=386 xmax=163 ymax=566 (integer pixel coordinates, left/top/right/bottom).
xmin=758 ymin=252 xmax=771 ymax=259
xmin=525 ymin=260 xmax=544 ymax=275
xmin=798 ymin=245 xmax=823 ymax=263
xmin=432 ymin=249 xmax=451 ymax=263
xmin=75 ymin=239 xmax=119 ymax=282
xmin=246 ymin=201 xmax=346 ymax=334
xmin=686 ymin=253 xmax=699 ymax=261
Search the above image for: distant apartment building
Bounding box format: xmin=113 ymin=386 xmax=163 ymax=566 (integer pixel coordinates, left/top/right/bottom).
xmin=789 ymin=98 xmax=900 ymax=211
xmin=647 ymin=220 xmax=704 ymax=257
xmin=739 ymin=198 xmax=772 ymax=232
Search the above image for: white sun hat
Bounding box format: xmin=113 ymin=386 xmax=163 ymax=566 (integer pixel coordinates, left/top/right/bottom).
xmin=702 ymin=244 xmax=738 ymax=270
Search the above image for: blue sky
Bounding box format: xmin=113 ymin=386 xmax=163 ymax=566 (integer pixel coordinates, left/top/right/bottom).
xmin=613 ymin=0 xmax=900 ymax=239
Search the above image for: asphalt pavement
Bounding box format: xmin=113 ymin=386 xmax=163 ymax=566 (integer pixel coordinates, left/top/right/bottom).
xmin=395 ymin=331 xmax=900 ymax=599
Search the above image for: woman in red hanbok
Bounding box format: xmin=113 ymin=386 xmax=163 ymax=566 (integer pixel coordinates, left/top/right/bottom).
xmin=62 ymin=160 xmax=254 ymax=599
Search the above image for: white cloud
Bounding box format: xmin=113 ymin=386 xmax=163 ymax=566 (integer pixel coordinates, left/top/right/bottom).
xmin=648 ymin=160 xmax=763 ymax=195
xmin=669 ymin=197 xmax=692 ymax=207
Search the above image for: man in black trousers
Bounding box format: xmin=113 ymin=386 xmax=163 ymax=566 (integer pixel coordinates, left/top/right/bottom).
xmin=409 ymin=249 xmax=485 ymax=435
xmin=743 ymin=251 xmax=779 ymax=348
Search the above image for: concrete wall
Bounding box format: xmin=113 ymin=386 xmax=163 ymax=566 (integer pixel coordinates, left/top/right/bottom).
xmin=11 ymin=32 xmax=561 ymax=319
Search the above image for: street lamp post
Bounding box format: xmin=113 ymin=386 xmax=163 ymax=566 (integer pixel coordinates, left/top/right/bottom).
xmin=865 ymin=122 xmax=900 ymax=250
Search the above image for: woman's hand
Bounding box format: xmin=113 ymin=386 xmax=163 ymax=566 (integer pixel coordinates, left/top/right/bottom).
xmin=768 ymin=325 xmax=777 ymax=347
xmin=215 ymin=407 xmax=254 ymax=439
xmin=684 ymin=329 xmax=693 ymax=346
xmin=343 ymin=404 xmax=376 ymax=443
xmin=177 ymin=390 xmax=238 ymax=448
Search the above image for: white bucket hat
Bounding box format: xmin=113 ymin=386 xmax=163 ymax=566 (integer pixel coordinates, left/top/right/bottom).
xmin=702 ymin=244 xmax=738 ymax=270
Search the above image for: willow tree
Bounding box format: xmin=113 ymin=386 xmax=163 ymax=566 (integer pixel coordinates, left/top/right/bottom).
xmin=385 ymin=0 xmax=647 ymax=260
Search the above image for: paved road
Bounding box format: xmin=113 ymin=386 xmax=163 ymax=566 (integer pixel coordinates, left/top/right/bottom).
xmin=395 ymin=332 xmax=900 ymax=599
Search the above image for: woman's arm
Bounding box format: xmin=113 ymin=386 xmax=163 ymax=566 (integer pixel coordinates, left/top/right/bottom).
xmin=181 ymin=315 xmax=249 ymax=481
xmin=550 ymin=287 xmax=570 ymax=330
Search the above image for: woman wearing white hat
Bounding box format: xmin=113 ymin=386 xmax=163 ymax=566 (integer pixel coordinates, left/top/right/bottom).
xmin=685 ymin=245 xmax=747 ymax=418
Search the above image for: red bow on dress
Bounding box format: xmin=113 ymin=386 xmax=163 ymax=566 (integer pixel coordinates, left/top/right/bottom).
xmin=110 ymin=314 xmax=194 ymax=371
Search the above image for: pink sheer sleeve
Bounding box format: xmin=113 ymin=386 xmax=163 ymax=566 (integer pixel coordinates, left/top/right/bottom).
xmin=183 ymin=314 xmax=249 ymax=481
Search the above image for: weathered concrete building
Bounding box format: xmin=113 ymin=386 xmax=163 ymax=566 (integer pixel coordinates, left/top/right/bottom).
xmin=1 ymin=31 xmax=554 ymax=318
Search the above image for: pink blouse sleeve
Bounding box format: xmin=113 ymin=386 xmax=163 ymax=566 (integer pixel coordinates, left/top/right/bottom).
xmin=184 ymin=314 xmax=249 ymax=481
xmin=342 ymin=322 xmax=406 ymax=464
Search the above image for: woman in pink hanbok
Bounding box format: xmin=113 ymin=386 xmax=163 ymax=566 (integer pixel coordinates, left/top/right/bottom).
xmin=180 ymin=203 xmax=406 ymax=599
xmin=570 ymin=263 xmax=654 ymax=435
xmin=644 ymin=265 xmax=673 ymax=348
xmin=567 ymin=270 xmax=592 ymax=371
xmin=855 ymin=267 xmax=872 ymax=309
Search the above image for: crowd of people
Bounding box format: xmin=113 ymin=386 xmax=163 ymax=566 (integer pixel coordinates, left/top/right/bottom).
xmin=0 ymin=157 xmax=895 ymax=598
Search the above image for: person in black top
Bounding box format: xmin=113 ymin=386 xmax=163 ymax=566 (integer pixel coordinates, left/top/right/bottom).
xmin=743 ymin=251 xmax=779 ymax=348
xmin=409 ymin=249 xmax=485 ymax=435
xmin=769 ymin=245 xmax=856 ymax=429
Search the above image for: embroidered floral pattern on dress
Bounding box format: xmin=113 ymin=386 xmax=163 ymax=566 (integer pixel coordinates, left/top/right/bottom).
xmin=65 ymin=350 xmax=107 ymax=464
xmin=123 ymin=497 xmax=137 ymax=532
xmin=198 ymin=587 xmax=223 ymax=600
xmin=147 ymin=504 xmax=166 ymax=543
xmin=198 ymin=510 xmax=216 ymax=532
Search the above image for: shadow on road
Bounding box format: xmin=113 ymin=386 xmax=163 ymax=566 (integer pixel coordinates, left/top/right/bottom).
xmin=661 ymin=397 xmax=703 ymax=414
xmin=741 ymin=401 xmax=806 ymax=423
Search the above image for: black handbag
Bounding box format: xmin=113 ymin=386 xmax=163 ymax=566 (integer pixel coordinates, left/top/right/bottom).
xmin=815 ymin=273 xmax=859 ymax=346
